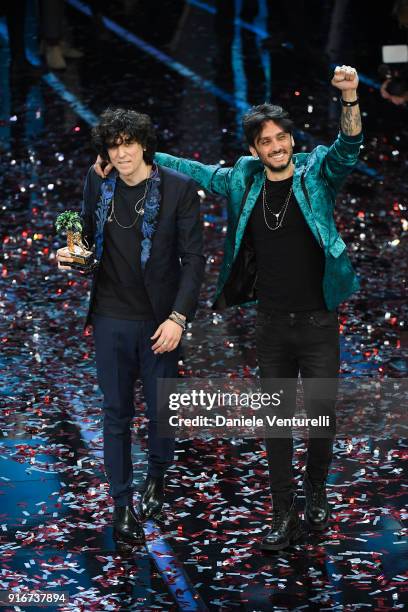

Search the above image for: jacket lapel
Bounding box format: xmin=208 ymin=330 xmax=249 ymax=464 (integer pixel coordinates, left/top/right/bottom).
xmin=94 ymin=166 xmax=161 ymax=270
xmin=233 ymin=155 xmax=324 ymax=262
xmin=233 ymin=172 xmax=264 ymax=259
xmin=95 ymin=172 xmax=117 ymax=260
xmin=292 ymin=158 xmax=324 ymax=248
xmin=140 ymin=164 xmax=161 ymax=272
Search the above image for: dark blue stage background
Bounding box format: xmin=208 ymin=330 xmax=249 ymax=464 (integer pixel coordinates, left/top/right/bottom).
xmin=0 ymin=1 xmax=407 ymax=610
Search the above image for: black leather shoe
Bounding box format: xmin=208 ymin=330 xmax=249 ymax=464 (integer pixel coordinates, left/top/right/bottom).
xmin=112 ymin=505 xmax=145 ymax=544
xmin=138 ymin=475 xmax=164 ymax=520
xmin=303 ymin=473 xmax=330 ymax=531
xmin=260 ymin=494 xmax=303 ymax=551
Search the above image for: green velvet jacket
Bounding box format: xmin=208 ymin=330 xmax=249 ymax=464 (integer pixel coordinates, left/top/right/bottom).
xmin=155 ymin=130 xmax=363 ymax=311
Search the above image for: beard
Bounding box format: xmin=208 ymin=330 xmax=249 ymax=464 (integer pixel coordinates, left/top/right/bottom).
xmin=262 ymin=151 xmax=294 ymax=173
xmin=257 ymin=148 xmax=293 ymax=172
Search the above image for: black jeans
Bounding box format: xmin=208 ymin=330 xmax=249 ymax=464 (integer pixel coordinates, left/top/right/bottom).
xmin=255 ymin=309 xmax=340 ymax=495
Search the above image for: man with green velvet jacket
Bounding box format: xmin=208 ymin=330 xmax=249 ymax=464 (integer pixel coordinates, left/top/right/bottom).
xmin=94 ymin=65 xmax=363 ymax=551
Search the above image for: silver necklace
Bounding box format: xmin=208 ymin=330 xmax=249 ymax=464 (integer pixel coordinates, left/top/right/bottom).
xmin=107 ymin=173 xmax=149 ymax=229
xmin=262 ymin=178 xmax=293 ymax=231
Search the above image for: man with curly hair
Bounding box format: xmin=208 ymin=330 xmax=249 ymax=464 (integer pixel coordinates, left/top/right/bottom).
xmin=57 ymin=108 xmax=205 ymax=544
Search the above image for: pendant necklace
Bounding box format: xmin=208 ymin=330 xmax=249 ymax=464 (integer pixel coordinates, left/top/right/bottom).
xmin=262 ymin=177 xmax=293 ymax=231
xmin=107 ymin=170 xmax=150 ymax=229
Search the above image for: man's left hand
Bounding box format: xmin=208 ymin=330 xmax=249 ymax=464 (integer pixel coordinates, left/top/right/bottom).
xmin=331 ymin=65 xmax=359 ymax=92
xmin=151 ymin=320 xmax=183 ymax=354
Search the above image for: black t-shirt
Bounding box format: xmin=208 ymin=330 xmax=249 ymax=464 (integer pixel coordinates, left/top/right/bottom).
xmin=92 ymin=176 xmax=155 ymax=320
xmin=248 ymin=176 xmax=326 ymax=312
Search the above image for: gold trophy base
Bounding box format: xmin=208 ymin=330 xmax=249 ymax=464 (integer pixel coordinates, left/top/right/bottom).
xmin=59 ymin=246 xmax=94 ymax=271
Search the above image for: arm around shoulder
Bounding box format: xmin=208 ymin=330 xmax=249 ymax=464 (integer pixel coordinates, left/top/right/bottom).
xmin=155 ymin=152 xmax=232 ymax=197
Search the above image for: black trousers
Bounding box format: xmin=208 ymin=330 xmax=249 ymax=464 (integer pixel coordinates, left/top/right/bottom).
xmin=92 ymin=314 xmax=179 ymax=507
xmin=255 ymin=309 xmax=340 ymax=495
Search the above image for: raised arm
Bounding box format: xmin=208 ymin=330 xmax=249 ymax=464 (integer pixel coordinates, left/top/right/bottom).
xmin=322 ymin=65 xmax=363 ymax=193
xmin=333 ymin=65 xmax=362 ymax=137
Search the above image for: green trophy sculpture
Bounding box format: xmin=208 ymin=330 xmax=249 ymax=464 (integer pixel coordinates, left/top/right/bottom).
xmin=55 ymin=211 xmax=94 ymax=271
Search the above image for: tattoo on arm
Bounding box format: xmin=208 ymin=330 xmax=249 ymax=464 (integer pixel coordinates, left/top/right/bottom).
xmin=341 ymin=105 xmax=362 ymax=136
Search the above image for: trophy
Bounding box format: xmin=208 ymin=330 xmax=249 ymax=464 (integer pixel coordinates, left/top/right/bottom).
xmin=55 ymin=211 xmax=95 ymax=271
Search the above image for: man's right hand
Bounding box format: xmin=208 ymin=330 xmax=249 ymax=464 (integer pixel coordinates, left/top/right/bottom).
xmin=94 ymin=155 xmax=113 ymax=178
xmin=56 ymin=247 xmax=74 ymax=271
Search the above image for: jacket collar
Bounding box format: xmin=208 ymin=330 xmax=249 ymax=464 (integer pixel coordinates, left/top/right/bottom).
xmin=94 ymin=164 xmax=162 ymax=272
xmin=233 ymin=152 xmax=321 ymax=259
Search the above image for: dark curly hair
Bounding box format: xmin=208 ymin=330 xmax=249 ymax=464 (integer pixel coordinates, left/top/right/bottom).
xmin=91 ymin=108 xmax=157 ymax=164
xmin=242 ymin=103 xmax=294 ymax=147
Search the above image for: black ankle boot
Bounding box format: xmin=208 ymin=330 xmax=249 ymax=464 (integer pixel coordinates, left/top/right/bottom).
xmin=303 ymin=473 xmax=330 ymax=531
xmin=112 ymin=505 xmax=145 ymax=544
xmin=138 ymin=475 xmax=164 ymax=520
xmin=260 ymin=494 xmax=303 ymax=551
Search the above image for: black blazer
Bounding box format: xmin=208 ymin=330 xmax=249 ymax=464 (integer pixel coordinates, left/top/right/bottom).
xmin=81 ymin=165 xmax=205 ymax=327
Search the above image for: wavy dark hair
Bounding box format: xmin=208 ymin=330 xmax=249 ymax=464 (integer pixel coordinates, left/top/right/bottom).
xmin=91 ymin=108 xmax=157 ymax=164
xmin=242 ymin=103 xmax=294 ymax=147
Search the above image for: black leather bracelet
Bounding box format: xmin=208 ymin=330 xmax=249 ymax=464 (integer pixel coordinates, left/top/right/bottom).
xmin=341 ymin=96 xmax=359 ymax=107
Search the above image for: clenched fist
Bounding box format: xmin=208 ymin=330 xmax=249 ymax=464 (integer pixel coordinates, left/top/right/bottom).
xmin=331 ymin=65 xmax=359 ymax=92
